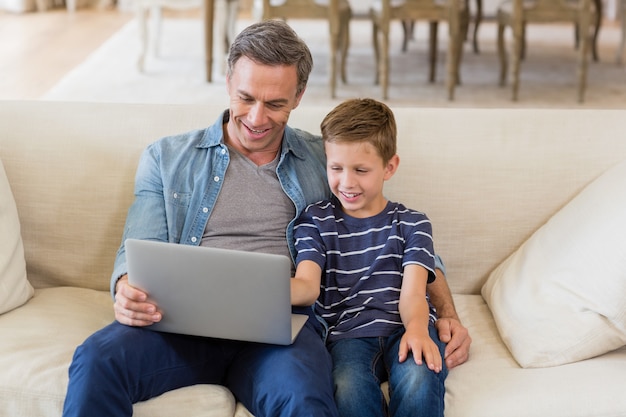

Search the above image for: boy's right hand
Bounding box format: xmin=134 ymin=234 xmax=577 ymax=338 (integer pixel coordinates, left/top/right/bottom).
xmin=399 ymin=327 xmax=443 ymax=373
xmin=113 ymin=275 xmax=162 ymax=326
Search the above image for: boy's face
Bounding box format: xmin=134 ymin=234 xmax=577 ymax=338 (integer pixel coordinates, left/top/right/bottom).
xmin=325 ymin=140 xmax=399 ymax=218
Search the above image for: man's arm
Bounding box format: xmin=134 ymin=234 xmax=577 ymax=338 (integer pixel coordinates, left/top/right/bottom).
xmin=428 ymin=268 xmax=472 ymax=369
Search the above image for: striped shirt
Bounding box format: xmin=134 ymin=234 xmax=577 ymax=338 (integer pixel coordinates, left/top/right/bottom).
xmin=294 ymin=198 xmax=437 ymax=343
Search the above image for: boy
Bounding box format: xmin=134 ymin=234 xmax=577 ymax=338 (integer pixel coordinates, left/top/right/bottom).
xmin=291 ymin=98 xmax=448 ymax=417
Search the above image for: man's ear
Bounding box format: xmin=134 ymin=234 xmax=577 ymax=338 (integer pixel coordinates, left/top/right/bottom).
xmin=293 ymin=87 xmax=307 ymax=109
xmin=384 ymin=154 xmax=400 ymax=181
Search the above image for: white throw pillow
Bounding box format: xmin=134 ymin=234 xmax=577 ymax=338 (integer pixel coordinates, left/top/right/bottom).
xmin=482 ymin=159 xmax=626 ymax=368
xmin=0 ymin=158 xmax=33 ymax=314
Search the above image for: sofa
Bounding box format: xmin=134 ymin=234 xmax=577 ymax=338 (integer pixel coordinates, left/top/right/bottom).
xmin=1 ymin=100 xmax=625 ymax=417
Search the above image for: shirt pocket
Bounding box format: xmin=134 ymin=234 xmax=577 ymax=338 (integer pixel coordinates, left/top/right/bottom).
xmin=165 ymin=189 xmax=191 ymax=207
xmin=164 ymin=189 xmax=192 ymax=241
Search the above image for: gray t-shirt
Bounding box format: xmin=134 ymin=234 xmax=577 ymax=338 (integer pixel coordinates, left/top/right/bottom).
xmin=201 ymin=145 xmax=295 ymax=268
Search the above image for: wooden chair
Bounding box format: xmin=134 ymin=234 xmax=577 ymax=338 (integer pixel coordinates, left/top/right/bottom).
xmin=509 ymin=0 xmax=601 ymax=63
xmin=573 ymin=0 xmax=602 ymax=62
xmin=136 ymin=0 xmax=239 ymax=75
xmin=370 ymin=0 xmax=469 ymax=100
xmin=260 ymin=0 xmax=352 ymax=98
xmin=401 ymin=0 xmax=482 ymax=54
xmin=617 ymin=0 xmax=626 ymax=64
xmin=496 ymin=0 xmax=596 ymax=103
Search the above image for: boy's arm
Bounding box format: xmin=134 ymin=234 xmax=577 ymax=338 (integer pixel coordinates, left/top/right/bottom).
xmin=428 ymin=268 xmax=472 ymax=369
xmin=399 ymin=264 xmax=443 ymax=373
xmin=291 ymin=260 xmax=322 ymax=307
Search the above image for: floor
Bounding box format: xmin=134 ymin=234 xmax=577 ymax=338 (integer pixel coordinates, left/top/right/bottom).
xmin=0 ymin=3 xmax=256 ymax=101
xmin=0 ymin=7 xmax=133 ymax=100
xmin=1 ymin=5 xmax=623 ymax=103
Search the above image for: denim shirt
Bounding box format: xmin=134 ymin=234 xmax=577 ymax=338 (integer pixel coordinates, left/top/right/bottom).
xmin=110 ymin=110 xmax=330 ymax=296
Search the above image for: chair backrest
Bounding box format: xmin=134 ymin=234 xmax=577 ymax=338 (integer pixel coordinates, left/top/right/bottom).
xmin=512 ymin=0 xmax=593 ymax=21
xmin=261 ymin=0 xmax=340 ymax=20
xmin=373 ymin=0 xmax=464 ymax=21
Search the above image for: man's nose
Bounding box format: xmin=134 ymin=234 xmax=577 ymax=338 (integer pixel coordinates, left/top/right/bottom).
xmin=248 ymin=102 xmax=266 ymax=125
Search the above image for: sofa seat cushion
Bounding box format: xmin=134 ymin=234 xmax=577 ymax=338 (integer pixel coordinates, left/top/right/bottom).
xmin=0 ymin=287 xmax=114 ymax=415
xmin=233 ymin=295 xmax=626 ymax=417
xmin=134 ymin=384 xmax=236 ymax=416
xmin=445 ymin=294 xmax=626 ymax=417
xmin=0 ymin=287 xmax=238 ymax=417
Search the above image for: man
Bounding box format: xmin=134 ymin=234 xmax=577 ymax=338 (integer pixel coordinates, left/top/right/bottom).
xmin=63 ymin=20 xmax=469 ymax=417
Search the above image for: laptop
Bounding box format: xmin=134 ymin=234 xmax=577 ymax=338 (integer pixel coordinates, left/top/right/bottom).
xmin=125 ymin=238 xmax=309 ymax=345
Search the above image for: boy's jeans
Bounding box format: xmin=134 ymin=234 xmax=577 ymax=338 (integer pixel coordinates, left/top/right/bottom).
xmin=328 ymin=324 xmax=448 ymax=417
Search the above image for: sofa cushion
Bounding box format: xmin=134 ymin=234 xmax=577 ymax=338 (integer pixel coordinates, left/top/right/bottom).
xmin=0 ymin=158 xmax=33 ymax=315
xmin=0 ymin=287 xmax=237 ymax=417
xmin=134 ymin=384 xmax=237 ymax=417
xmin=445 ymin=294 xmax=626 ymax=417
xmin=482 ymin=159 xmax=626 ymax=368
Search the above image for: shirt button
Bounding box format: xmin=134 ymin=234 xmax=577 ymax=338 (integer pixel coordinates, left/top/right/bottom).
xmin=173 ymin=193 xmax=178 ymax=199
xmin=191 ymin=237 xmax=198 ymax=243
xmin=203 ymin=207 xmax=209 ymax=213
xmin=213 ymin=176 xmax=220 ymax=182
xmin=221 ymin=148 xmax=226 ymax=155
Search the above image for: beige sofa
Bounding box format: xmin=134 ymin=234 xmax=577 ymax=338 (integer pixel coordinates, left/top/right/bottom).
xmin=1 ymin=100 xmax=625 ymax=417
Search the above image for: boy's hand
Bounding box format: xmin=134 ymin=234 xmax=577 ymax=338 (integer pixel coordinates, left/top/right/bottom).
xmin=398 ymin=328 xmax=443 ymax=373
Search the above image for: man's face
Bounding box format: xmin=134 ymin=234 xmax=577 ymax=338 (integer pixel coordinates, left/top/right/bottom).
xmin=225 ymin=56 xmax=305 ymax=165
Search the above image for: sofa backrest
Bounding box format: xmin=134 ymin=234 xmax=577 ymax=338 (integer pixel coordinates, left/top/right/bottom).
xmin=0 ymin=102 xmax=217 ymax=292
xmin=1 ymin=101 xmax=626 ymax=295
xmin=384 ymin=108 xmax=626 ymax=293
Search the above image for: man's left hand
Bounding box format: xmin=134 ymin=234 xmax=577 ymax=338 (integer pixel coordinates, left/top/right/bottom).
xmin=435 ymin=317 xmax=471 ymax=369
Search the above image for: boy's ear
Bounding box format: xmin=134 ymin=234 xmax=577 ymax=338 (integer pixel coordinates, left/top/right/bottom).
xmin=384 ymin=154 xmax=400 ymax=180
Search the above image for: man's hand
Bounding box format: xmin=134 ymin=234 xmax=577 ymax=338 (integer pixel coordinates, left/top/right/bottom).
xmin=428 ymin=267 xmax=472 ymax=369
xmin=435 ymin=317 xmax=471 ymax=369
xmin=113 ymin=275 xmax=162 ymax=326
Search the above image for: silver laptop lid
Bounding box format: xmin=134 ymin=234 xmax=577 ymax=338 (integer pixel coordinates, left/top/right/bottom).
xmin=125 ymin=238 xmax=307 ymax=345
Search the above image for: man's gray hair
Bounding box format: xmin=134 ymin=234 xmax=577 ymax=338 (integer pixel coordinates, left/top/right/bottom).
xmin=227 ymin=20 xmax=313 ymax=96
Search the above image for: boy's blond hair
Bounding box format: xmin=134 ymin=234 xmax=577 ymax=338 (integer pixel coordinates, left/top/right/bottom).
xmin=320 ymin=98 xmax=397 ymax=164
